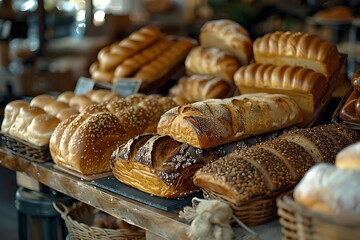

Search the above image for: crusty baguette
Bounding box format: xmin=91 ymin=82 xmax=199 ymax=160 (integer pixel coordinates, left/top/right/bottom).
xmin=185 ymin=46 xmax=240 ymax=85
xmin=132 ymin=38 xmax=194 ymax=83
xmin=112 ymin=133 xmax=217 ymax=198
xmin=157 ymin=93 xmax=303 ymax=148
xmin=253 ymin=31 xmax=340 ymax=79
xmin=169 ymin=74 xmax=231 ymax=103
xmin=98 ymin=25 xmax=162 ymax=71
xmin=200 ymin=19 xmax=253 ymax=65
xmin=193 ymin=124 xmax=359 ymax=204
xmin=113 ymin=38 xmax=173 ymax=78
xmin=234 ymin=63 xmax=329 ymax=126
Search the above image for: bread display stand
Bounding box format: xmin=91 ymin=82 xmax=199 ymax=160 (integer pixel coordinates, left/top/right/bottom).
xmin=277 ymin=194 xmax=360 ymax=239
xmin=53 ymin=164 xmax=113 ymax=181
xmin=0 ymin=131 xmax=52 ymax=163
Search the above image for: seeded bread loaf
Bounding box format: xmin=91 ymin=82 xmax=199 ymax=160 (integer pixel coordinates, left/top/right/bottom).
xmin=193 ymin=124 xmax=360 ymax=203
xmin=253 ymin=31 xmax=340 ymax=79
xmin=199 ymin=19 xmax=253 ymax=65
xmin=234 ymin=63 xmax=329 ymax=126
xmin=157 ymin=93 xmax=303 ymax=149
xmin=185 ymin=46 xmax=240 ymax=85
xmin=111 ymin=133 xmax=217 ymax=198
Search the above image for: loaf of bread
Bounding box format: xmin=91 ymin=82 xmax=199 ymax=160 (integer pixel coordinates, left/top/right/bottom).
xmin=193 ymin=124 xmax=359 ymax=203
xmin=294 ymin=163 xmax=360 ymax=216
xmin=132 ymin=38 xmax=194 ymax=84
xmin=113 ymin=38 xmax=173 ymax=78
xmin=234 ymin=63 xmax=329 ymax=126
xmin=200 ymin=19 xmax=253 ymax=65
xmin=30 ymin=95 xmax=56 ymax=109
xmin=111 ymin=133 xmax=217 ymax=198
xmin=253 ymin=31 xmax=340 ymax=79
xmin=57 ymin=91 xmax=75 ymax=104
xmin=314 ymin=6 xmax=353 ymax=21
xmin=185 ymin=46 xmax=240 ymax=85
xmin=157 ymin=93 xmax=303 ymax=149
xmin=89 ymin=62 xmax=114 ymax=83
xmin=1 ymin=100 xmax=30 ymax=132
xmin=169 ymin=74 xmax=231 ymax=103
xmin=98 ymin=26 xmax=162 ymax=71
xmin=50 ymin=94 xmax=177 ymax=174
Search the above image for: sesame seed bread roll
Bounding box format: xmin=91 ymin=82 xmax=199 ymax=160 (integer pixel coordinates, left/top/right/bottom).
xmin=1 ymin=100 xmax=29 ymax=132
xmin=26 ymin=113 xmax=60 ymax=146
xmin=169 ymin=74 xmax=231 ymax=103
xmin=253 ymin=31 xmax=340 ymax=79
xmin=200 ymin=19 xmax=253 ymax=65
xmin=193 ymin=124 xmax=360 ymax=204
xmin=185 ymin=46 xmax=240 ymax=85
xmin=112 ymin=133 xmax=217 ymax=198
xmin=157 ymin=93 xmax=303 ymax=149
xmin=30 ymin=94 xmax=56 ymax=109
xmin=113 ymin=38 xmax=173 ymax=78
xmin=234 ymin=63 xmax=329 ymax=127
xmin=132 ymin=38 xmax=195 ymax=84
xmin=98 ymin=25 xmax=162 ymax=71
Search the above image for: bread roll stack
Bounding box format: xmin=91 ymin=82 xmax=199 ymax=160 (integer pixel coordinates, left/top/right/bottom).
xmin=170 ymin=19 xmax=253 ymax=104
xmin=234 ymin=31 xmax=341 ymax=127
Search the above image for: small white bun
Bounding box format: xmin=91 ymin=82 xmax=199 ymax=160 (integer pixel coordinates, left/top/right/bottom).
xmin=336 ymin=141 xmax=360 ymax=173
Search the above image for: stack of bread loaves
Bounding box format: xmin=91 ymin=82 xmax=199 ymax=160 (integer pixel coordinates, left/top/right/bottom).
xmin=89 ymin=25 xmax=195 ymax=89
xmin=50 ymin=94 xmax=177 ymax=175
xmin=234 ymin=31 xmax=341 ymax=127
xmin=193 ymin=123 xmax=360 ymax=224
xmin=340 ymin=68 xmax=360 ymax=123
xmin=170 ymin=19 xmax=252 ymax=105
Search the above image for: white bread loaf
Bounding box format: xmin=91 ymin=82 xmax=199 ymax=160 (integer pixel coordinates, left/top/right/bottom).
xmin=294 ymin=163 xmax=360 ymax=216
xmin=185 ymin=46 xmax=240 ymax=85
xmin=169 ymin=74 xmax=231 ymax=103
xmin=157 ymin=93 xmax=303 ymax=149
xmin=57 ymin=91 xmax=75 ymax=104
xmin=1 ymin=100 xmax=29 ymax=132
xmin=26 ymin=113 xmax=60 ymax=146
xmin=336 ymin=141 xmax=360 ymax=172
xmin=253 ymin=31 xmax=340 ymax=79
xmin=30 ymin=95 xmax=56 ymax=109
xmin=200 ymin=19 xmax=253 ymax=65
xmin=234 ymin=63 xmax=329 ymax=127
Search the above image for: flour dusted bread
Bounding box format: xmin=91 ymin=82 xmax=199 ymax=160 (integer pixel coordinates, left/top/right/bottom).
xmin=185 ymin=46 xmax=240 ymax=85
xmin=253 ymin=31 xmax=340 ymax=79
xmin=111 ymin=133 xmax=217 ymax=198
xmin=193 ymin=124 xmax=359 ymax=204
xmin=234 ymin=63 xmax=329 ymax=126
xmin=200 ymin=19 xmax=253 ymax=65
xmin=157 ymin=93 xmax=303 ymax=148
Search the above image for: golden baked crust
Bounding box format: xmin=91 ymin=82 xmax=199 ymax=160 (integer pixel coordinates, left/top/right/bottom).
xmin=253 ymin=31 xmax=340 ymax=79
xmin=157 ymin=93 xmax=303 ymax=148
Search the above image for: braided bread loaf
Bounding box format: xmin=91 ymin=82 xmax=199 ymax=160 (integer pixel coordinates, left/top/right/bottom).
xmin=193 ymin=124 xmax=360 ymax=204
xmin=50 ymin=94 xmax=177 ymax=174
xmin=253 ymin=31 xmax=340 ymax=79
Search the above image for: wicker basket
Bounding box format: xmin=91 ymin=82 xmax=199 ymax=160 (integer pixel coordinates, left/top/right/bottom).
xmin=203 ymin=186 xmax=294 ymax=226
xmin=53 ymin=202 xmax=146 ymax=240
xmin=277 ymin=195 xmax=360 ymax=240
xmin=0 ymin=131 xmax=51 ymax=162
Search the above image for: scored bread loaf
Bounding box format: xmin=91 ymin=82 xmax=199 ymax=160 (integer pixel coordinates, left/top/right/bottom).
xmin=50 ymin=94 xmax=177 ymax=174
xmin=200 ymin=19 xmax=253 ymax=65
xmin=114 ymin=38 xmax=173 ymax=78
xmin=132 ymin=38 xmax=195 ymax=84
xmin=157 ymin=93 xmax=303 ymax=149
xmin=253 ymin=31 xmax=340 ymax=79
xmin=169 ymin=74 xmax=231 ymax=103
xmin=98 ymin=26 xmax=162 ymax=71
xmin=234 ymin=63 xmax=329 ymax=126
xmin=193 ymin=124 xmax=359 ymax=203
xmin=185 ymin=46 xmax=240 ymax=85
xmin=111 ymin=133 xmax=217 ymax=198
